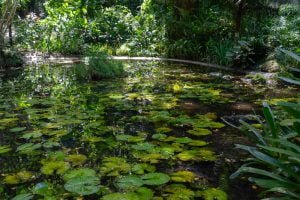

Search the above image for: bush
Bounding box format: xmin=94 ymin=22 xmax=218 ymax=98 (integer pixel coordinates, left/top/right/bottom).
xmin=0 ymin=49 xmax=24 ymax=68
xmin=86 ymin=5 xmax=135 ymax=45
xmin=75 ymin=53 xmax=125 ymax=80
xmin=268 ymin=4 xmax=300 ymax=51
xmin=227 ymin=38 xmax=267 ymax=69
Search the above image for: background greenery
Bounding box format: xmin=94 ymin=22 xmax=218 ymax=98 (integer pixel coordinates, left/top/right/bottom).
xmin=12 ymin=0 xmax=299 ymax=67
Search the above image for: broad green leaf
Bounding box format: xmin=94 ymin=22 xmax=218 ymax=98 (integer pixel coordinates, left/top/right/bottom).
xmin=115 ymin=176 xmax=144 ymax=190
xmin=0 ymin=145 xmax=11 ymax=154
xmin=11 ymin=193 xmax=34 ymax=200
xmin=141 ymin=173 xmax=170 ymax=186
xmin=64 ymin=176 xmax=100 ymax=196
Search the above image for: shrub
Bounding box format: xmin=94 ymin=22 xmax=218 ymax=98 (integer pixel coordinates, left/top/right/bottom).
xmin=75 ymin=53 xmax=125 ymax=80
xmin=268 ymin=4 xmax=300 ymax=50
xmin=227 ymin=38 xmax=267 ymax=69
xmin=0 ymin=49 xmax=24 ymax=68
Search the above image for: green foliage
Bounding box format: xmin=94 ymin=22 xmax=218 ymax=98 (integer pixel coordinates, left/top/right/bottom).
xmin=197 ymin=188 xmax=228 ymax=200
xmin=11 ymin=193 xmax=34 ymax=200
xmin=141 ymin=173 xmax=170 ymax=186
xmin=277 ymin=49 xmax=300 ymax=85
xmin=170 ymin=171 xmax=197 ymax=183
xmin=269 ymin=4 xmax=300 ymax=50
xmin=230 ymin=103 xmax=300 ymax=199
xmin=86 ymin=53 xmax=125 ymax=79
xmin=0 ymin=49 xmax=23 ymax=68
xmin=227 ymin=39 xmax=267 ymax=69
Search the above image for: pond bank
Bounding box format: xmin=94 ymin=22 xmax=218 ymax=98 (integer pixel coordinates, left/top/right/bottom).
xmin=24 ymin=54 xmax=235 ymax=71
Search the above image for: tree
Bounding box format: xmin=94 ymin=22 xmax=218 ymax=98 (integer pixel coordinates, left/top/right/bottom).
xmin=0 ymin=0 xmax=18 ymax=50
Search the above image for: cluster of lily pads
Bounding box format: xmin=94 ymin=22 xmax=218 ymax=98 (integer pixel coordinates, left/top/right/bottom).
xmin=0 ymin=63 xmax=231 ymax=199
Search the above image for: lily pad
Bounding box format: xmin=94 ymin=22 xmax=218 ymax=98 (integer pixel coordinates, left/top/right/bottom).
xmin=17 ymin=143 xmax=41 ymax=154
xmin=132 ymin=164 xmax=156 ymax=175
xmin=175 ymin=137 xmax=193 ymax=144
xmin=101 ymin=192 xmax=139 ymax=200
xmin=66 ymin=154 xmax=87 ymax=166
xmin=10 ymin=127 xmax=27 ymax=133
xmin=101 ymin=187 xmax=153 ymax=200
xmin=3 ymin=171 xmax=35 ymax=185
xmin=177 ymin=149 xmax=217 ymax=162
xmin=164 ymin=184 xmax=195 ymax=200
xmin=21 ymin=131 xmax=42 ymax=139
xmin=11 ymin=193 xmax=34 ymax=200
xmin=187 ymin=128 xmax=212 ymax=136
xmin=0 ymin=145 xmax=12 ymax=154
xmin=41 ymin=161 xmax=70 ymax=175
xmin=131 ymin=143 xmax=155 ymax=151
xmin=116 ymin=134 xmax=145 ymax=143
xmin=171 ymin=171 xmax=197 ymax=183
xmin=64 ymin=176 xmax=100 ymax=196
xmin=156 ymin=127 xmax=172 ymax=133
xmin=100 ymin=157 xmax=131 ymax=176
xmin=115 ymin=176 xmax=144 ymax=190
xmin=196 ymin=188 xmax=228 ymax=200
xmin=188 ymin=140 xmax=208 ymax=147
xmin=141 ymin=173 xmax=170 ymax=186
xmin=63 ymin=168 xmax=97 ymax=181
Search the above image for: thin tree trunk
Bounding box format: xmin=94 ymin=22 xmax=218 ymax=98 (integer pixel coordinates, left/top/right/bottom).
xmin=235 ymin=0 xmax=246 ymax=38
xmin=9 ymin=25 xmax=13 ymax=46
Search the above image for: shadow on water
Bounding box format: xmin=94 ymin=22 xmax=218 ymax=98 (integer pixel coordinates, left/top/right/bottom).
xmin=0 ymin=61 xmax=298 ymax=199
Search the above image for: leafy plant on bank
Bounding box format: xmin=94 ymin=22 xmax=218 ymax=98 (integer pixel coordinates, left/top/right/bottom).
xmin=227 ymin=38 xmax=267 ymax=70
xmin=75 ymin=52 xmax=125 ymax=80
xmin=277 ymin=48 xmax=300 ymax=85
xmin=230 ymin=102 xmax=300 ymax=199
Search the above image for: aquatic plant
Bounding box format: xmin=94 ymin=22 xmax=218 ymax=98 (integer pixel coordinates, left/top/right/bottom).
xmin=170 ymin=171 xmax=197 ymax=183
xmin=197 ymin=188 xmax=228 ymax=200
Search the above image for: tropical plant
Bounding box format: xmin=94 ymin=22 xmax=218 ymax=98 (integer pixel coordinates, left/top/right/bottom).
xmin=230 ymin=102 xmax=300 ymax=199
xmin=277 ymin=48 xmax=300 ymax=85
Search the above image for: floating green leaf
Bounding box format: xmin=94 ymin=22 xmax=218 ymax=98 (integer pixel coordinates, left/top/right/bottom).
xmin=141 ymin=173 xmax=170 ymax=186
xmin=41 ymin=161 xmax=70 ymax=175
xmin=177 ymin=149 xmax=217 ymax=162
xmin=197 ymin=188 xmax=228 ymax=200
xmin=66 ymin=154 xmax=87 ymax=166
xmin=17 ymin=143 xmax=41 ymax=154
xmin=0 ymin=145 xmax=11 ymax=154
xmin=116 ymin=134 xmax=145 ymax=143
xmin=64 ymin=176 xmax=100 ymax=196
xmin=100 ymin=157 xmax=131 ymax=176
xmin=11 ymin=193 xmax=34 ymax=200
xmin=10 ymin=127 xmax=27 ymax=133
xmin=164 ymin=184 xmax=195 ymax=200
xmin=187 ymin=128 xmax=212 ymax=136
xmin=171 ymin=171 xmax=197 ymax=183
xmin=115 ymin=176 xmax=144 ymax=190
xmin=132 ymin=164 xmax=156 ymax=175
xmin=63 ymin=168 xmax=97 ymax=181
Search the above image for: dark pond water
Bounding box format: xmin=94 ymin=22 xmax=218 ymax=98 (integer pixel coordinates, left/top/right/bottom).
xmin=0 ymin=61 xmax=298 ymax=200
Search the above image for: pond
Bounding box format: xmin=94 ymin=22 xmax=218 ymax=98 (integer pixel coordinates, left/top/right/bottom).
xmin=0 ymin=61 xmax=298 ymax=200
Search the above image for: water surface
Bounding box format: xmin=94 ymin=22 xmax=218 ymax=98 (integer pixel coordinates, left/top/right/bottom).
xmin=0 ymin=61 xmax=298 ymax=199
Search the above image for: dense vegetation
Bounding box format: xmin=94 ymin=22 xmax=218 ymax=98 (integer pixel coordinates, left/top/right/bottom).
xmin=8 ymin=0 xmax=300 ymax=65
xmin=0 ymin=0 xmax=299 ymax=199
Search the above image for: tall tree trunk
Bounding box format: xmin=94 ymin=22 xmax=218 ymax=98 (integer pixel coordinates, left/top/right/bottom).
xmin=235 ymin=0 xmax=246 ymax=38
